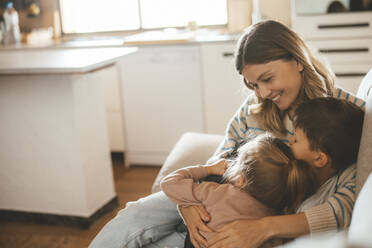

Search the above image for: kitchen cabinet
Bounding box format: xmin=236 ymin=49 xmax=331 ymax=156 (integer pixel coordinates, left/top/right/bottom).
xmin=102 ymin=65 xmax=126 ymax=151
xmin=119 ymin=45 xmax=204 ymax=165
xmin=117 ymin=39 xmax=245 ymax=166
xmin=200 ymin=42 xmax=247 ymax=135
xmin=293 ymin=12 xmax=372 ymax=94
xmin=0 ymin=47 xmax=136 ymax=218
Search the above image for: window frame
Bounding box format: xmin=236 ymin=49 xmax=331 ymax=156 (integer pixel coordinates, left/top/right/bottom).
xmin=58 ymin=0 xmax=228 ymax=36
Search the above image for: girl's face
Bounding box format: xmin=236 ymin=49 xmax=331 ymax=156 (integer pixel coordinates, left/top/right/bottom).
xmin=242 ymin=59 xmax=304 ymax=111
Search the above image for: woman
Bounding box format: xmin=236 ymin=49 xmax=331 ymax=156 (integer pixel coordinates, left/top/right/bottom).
xmin=89 ymin=20 xmax=365 ymax=248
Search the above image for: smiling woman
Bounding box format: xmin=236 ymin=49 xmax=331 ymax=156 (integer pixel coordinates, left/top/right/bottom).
xmin=59 ymin=0 xmax=228 ymax=34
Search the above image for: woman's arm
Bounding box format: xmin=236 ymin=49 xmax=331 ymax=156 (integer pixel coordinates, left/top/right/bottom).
xmin=207 ymin=94 xmax=262 ymax=164
xmin=208 ymin=213 xmax=309 ymax=248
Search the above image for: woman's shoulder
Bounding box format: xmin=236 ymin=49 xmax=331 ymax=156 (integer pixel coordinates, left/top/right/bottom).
xmin=332 ymin=87 xmax=366 ymax=109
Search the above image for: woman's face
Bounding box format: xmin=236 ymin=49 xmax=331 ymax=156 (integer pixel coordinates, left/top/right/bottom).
xmin=242 ymin=59 xmax=303 ymax=111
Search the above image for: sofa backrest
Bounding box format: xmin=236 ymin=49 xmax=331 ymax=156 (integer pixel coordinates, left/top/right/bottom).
xmin=355 ymin=69 xmax=372 ymax=195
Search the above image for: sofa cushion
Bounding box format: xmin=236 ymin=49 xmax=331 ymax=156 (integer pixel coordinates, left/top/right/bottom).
xmin=152 ymin=132 xmax=224 ymax=193
xmin=356 ymin=69 xmax=372 ymax=195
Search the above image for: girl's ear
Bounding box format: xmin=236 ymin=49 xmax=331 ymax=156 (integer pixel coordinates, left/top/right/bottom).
xmin=313 ymin=152 xmax=329 ymax=168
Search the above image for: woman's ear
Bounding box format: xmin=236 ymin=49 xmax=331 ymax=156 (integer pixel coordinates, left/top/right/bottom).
xmin=235 ymin=175 xmax=245 ymax=188
xmin=296 ymin=61 xmax=304 ymax=72
xmin=313 ymin=152 xmax=329 ymax=168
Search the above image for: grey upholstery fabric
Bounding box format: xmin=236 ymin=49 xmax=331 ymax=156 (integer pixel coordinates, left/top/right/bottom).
xmin=356 ymin=69 xmax=372 ymax=195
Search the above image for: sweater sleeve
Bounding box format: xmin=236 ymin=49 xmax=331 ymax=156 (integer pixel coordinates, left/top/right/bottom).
xmin=207 ymin=93 xmax=263 ymax=164
xmin=160 ymin=165 xmax=217 ymax=206
xmin=303 ymin=165 xmax=356 ymax=234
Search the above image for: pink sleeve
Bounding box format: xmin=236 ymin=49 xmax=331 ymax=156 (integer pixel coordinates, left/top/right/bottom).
xmin=160 ymin=165 xmax=218 ymax=206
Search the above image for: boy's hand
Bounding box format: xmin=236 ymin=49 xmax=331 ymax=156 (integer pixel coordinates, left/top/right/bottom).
xmin=206 ymin=159 xmax=228 ymax=175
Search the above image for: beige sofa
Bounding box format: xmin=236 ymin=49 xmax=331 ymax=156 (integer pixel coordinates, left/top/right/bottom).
xmin=151 ymin=69 xmax=372 ymax=248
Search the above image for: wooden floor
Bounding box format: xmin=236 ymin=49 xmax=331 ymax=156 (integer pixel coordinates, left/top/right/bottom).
xmin=0 ymin=157 xmax=160 ymax=248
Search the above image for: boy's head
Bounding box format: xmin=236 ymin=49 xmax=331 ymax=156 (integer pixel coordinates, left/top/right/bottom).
xmin=224 ymin=133 xmax=316 ymax=213
xmin=290 ymin=97 xmax=364 ymax=172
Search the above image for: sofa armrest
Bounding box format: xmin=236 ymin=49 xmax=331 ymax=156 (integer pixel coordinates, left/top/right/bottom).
xmin=152 ymin=132 xmax=224 ymax=193
xmin=348 ymin=172 xmax=372 ymax=248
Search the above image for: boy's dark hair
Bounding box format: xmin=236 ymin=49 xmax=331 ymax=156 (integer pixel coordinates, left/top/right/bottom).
xmin=293 ymin=97 xmax=364 ymax=172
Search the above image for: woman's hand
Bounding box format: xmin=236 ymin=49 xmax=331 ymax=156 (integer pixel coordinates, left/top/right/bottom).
xmin=206 ymin=159 xmax=228 ymax=175
xmin=179 ymin=205 xmax=213 ymax=248
xmin=208 ymin=218 xmax=270 ymax=248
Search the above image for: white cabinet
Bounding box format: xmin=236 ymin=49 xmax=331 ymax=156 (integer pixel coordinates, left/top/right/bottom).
xmin=119 ymin=45 xmax=204 ymax=165
xmin=200 ymin=42 xmax=246 ymax=135
xmin=293 ymin=12 xmax=372 ymax=94
xmin=103 ymin=64 xmax=126 ymax=151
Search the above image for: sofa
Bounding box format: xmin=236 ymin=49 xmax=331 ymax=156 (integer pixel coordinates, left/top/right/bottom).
xmin=151 ymin=69 xmax=372 ymax=248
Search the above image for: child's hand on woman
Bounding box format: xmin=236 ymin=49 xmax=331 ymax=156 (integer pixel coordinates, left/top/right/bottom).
xmin=206 ymin=159 xmax=228 ymax=175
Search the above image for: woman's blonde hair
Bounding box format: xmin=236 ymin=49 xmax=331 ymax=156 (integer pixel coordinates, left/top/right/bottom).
xmin=235 ymin=20 xmax=335 ymax=136
xmin=223 ymin=133 xmax=317 ymax=213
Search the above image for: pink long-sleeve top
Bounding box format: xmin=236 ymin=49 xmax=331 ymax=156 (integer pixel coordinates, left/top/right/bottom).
xmin=160 ymin=165 xmax=277 ymax=241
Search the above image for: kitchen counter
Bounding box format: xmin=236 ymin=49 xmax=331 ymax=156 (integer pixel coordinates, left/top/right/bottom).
xmin=0 ymin=29 xmax=239 ymax=50
xmin=0 ymin=47 xmax=137 ymax=74
xmin=0 ymin=47 xmax=136 ymax=224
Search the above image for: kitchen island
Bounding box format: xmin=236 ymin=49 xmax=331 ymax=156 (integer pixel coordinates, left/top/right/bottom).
xmin=0 ymin=47 xmax=136 ymax=227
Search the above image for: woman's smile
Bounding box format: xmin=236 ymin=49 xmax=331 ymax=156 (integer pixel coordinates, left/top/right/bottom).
xmin=242 ymin=59 xmax=303 ymax=111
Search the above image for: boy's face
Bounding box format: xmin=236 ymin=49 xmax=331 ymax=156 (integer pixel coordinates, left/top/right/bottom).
xmin=289 ymin=127 xmax=319 ymax=167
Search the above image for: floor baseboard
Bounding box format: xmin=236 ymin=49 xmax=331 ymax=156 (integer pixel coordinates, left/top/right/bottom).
xmin=0 ymin=196 xmax=118 ymax=229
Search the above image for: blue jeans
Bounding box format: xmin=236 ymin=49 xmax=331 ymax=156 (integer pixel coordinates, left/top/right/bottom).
xmin=89 ymin=191 xmax=187 ymax=248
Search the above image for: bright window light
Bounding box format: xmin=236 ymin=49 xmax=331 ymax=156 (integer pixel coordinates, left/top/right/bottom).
xmin=59 ymin=0 xmax=227 ymax=33
xmin=59 ymin=0 xmax=140 ymax=33
xmin=140 ymin=0 xmax=227 ymax=29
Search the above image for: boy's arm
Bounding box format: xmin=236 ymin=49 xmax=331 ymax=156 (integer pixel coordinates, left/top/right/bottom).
xmin=303 ymin=164 xmax=356 ymax=233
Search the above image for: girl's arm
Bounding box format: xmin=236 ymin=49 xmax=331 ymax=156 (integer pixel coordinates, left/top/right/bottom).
xmin=161 ymin=161 xmax=227 ymax=206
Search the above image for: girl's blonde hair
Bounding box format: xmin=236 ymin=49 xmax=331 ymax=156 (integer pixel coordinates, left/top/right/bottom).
xmin=235 ymin=20 xmax=335 ymax=136
xmin=223 ymin=133 xmax=317 ymax=213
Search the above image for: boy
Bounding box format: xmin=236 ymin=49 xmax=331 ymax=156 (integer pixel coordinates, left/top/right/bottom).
xmin=289 ymin=97 xmax=364 ymax=231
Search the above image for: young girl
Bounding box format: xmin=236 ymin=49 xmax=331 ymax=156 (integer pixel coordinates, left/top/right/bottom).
xmin=161 ymin=134 xmax=317 ymax=248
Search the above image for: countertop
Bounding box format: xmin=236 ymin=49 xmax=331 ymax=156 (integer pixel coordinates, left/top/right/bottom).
xmin=0 ymin=29 xmax=240 ymax=51
xmin=0 ymin=47 xmax=137 ymax=75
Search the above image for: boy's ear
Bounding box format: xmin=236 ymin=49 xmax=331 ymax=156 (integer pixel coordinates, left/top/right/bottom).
xmin=313 ymin=152 xmax=329 ymax=168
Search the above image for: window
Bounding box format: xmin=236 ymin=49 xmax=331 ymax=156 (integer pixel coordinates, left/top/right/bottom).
xmin=59 ymin=0 xmax=228 ymax=34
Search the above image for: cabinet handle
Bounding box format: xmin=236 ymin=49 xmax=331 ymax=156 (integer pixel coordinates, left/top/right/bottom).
xmin=335 ymin=73 xmax=366 ymax=77
xmin=319 ymin=48 xmax=369 ymax=53
xmin=318 ymin=23 xmax=369 ymax=29
xmin=222 ymin=52 xmax=234 ymax=57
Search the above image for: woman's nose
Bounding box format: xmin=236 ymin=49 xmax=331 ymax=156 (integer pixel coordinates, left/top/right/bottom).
xmin=258 ymin=84 xmax=271 ymax=99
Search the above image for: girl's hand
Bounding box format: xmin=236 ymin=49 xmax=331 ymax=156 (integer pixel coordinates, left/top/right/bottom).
xmin=206 ymin=159 xmax=228 ymax=175
xmin=179 ymin=205 xmax=213 ymax=248
xmin=208 ymin=218 xmax=270 ymax=248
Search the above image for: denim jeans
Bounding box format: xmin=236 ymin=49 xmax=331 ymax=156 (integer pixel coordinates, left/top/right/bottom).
xmin=89 ymin=191 xmax=186 ymax=248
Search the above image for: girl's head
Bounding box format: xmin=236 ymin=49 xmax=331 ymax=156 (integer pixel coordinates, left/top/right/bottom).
xmin=235 ymin=20 xmax=334 ymax=135
xmin=223 ymin=133 xmax=317 ymax=213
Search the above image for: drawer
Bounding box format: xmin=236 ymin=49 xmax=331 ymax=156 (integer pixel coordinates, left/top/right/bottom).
xmin=331 ymin=64 xmax=371 ymax=94
xmin=309 ymin=38 xmax=372 ymax=64
xmin=293 ymin=12 xmax=372 ymax=40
